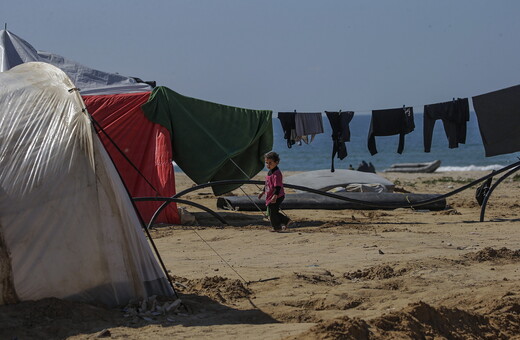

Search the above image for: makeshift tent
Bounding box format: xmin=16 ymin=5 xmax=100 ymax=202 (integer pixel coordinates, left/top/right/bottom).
xmin=142 ymin=86 xmax=273 ymax=196
xmin=1 ymin=29 xmax=179 ymax=224
xmin=0 ymin=29 xmax=153 ymax=95
xmin=83 ymin=93 xmax=179 ymax=224
xmin=0 ymin=62 xmax=173 ymax=306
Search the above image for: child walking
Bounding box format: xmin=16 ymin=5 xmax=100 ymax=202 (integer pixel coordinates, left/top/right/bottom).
xmin=258 ymin=151 xmax=291 ymax=232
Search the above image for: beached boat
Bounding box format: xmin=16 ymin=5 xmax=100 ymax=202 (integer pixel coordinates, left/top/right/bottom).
xmin=383 ymin=160 xmax=441 ymax=173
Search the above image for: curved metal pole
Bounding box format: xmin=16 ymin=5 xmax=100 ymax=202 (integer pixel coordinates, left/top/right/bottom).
xmin=174 ymin=161 xmax=520 ymax=209
xmin=133 ymin=197 xmax=228 ymax=229
xmin=143 ymin=160 xmax=520 ymax=226
xmin=479 ymin=165 xmax=520 ymax=222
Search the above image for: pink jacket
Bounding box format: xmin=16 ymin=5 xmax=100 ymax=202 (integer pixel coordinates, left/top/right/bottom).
xmin=264 ymin=167 xmax=285 ymax=205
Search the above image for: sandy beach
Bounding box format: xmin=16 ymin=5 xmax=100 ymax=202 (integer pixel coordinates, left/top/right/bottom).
xmin=1 ymin=170 xmax=519 ymax=339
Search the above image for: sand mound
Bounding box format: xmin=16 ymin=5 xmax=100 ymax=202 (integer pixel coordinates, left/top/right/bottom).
xmin=372 ymin=301 xmax=491 ymax=339
xmin=270 ymin=292 xmax=364 ymax=323
xmin=372 ymin=299 xmax=520 ymax=339
xmin=464 ymin=247 xmax=520 ymax=262
xmin=287 ymin=316 xmax=370 ymax=340
xmin=171 ymin=275 xmax=252 ymax=303
xmin=344 ymin=264 xmax=407 ymax=281
xmin=286 ymin=298 xmax=520 ymax=339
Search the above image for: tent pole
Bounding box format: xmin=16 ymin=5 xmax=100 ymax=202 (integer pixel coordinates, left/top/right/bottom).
xmin=141 ymin=221 xmax=180 ymax=299
xmin=133 ymin=197 xmax=228 ymax=226
xmin=479 ymin=163 xmax=520 ymax=222
xmin=89 ymin=115 xmax=160 ymax=194
xmin=169 ymin=160 xmax=520 ymax=212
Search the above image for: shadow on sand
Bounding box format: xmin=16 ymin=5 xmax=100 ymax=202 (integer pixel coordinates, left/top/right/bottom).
xmin=0 ymin=293 xmax=279 ymax=340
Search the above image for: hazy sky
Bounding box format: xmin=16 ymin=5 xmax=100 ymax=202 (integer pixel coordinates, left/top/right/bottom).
xmin=4 ymin=0 xmax=520 ymax=113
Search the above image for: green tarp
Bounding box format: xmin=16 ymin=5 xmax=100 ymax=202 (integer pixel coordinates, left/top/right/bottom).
xmin=142 ymin=87 xmax=273 ymax=195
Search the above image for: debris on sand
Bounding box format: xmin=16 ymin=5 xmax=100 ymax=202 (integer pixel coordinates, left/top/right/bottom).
xmin=344 ymin=265 xmax=407 ymax=281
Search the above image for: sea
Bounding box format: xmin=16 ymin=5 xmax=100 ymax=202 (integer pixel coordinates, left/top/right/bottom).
xmin=272 ymin=112 xmax=519 ymax=172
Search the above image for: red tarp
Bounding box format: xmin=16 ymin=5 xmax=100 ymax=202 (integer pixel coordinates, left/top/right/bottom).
xmin=83 ymin=92 xmax=180 ymax=224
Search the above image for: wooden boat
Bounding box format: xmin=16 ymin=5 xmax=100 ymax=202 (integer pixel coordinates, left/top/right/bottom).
xmin=383 ymin=160 xmax=441 ymax=173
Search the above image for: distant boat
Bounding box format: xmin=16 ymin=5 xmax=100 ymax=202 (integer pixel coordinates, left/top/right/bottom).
xmin=383 ymin=160 xmax=441 ymax=173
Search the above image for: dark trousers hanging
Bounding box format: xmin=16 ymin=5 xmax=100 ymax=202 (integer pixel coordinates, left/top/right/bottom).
xmin=277 ymin=112 xmax=296 ymax=148
xmin=325 ymin=111 xmax=354 ymax=172
xmin=423 ymin=98 xmax=469 ymax=152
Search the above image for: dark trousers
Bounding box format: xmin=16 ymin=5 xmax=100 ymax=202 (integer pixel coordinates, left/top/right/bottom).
xmin=267 ymin=196 xmax=290 ymax=230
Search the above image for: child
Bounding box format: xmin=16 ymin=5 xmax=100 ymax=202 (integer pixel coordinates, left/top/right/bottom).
xmin=258 ymin=151 xmax=291 ymax=232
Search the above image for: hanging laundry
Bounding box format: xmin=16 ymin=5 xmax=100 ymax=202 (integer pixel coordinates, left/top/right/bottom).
xmin=295 ymin=112 xmax=324 ymax=144
xmin=325 ymin=111 xmax=355 ymax=172
xmin=368 ymin=107 xmax=415 ymax=155
xmin=277 ymin=112 xmax=297 ymax=148
xmin=423 ymin=98 xmax=469 ymax=152
xmin=278 ymin=111 xmax=324 ymax=147
xmin=472 ymin=84 xmax=520 ymax=157
xmin=142 ymin=87 xmax=273 ymax=196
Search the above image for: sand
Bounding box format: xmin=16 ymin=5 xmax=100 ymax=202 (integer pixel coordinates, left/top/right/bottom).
xmin=1 ymin=170 xmax=519 ymax=339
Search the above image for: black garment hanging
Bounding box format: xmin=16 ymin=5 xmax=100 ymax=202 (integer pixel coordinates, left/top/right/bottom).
xmin=325 ymin=111 xmax=354 ymax=172
xmin=472 ymin=84 xmax=520 ymax=157
xmin=423 ymin=98 xmax=469 ymax=152
xmin=367 ymin=107 xmax=414 ymax=155
xmin=277 ymin=112 xmax=296 ymax=148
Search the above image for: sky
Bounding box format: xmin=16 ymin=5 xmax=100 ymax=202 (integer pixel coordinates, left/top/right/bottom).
xmin=3 ymin=0 xmax=520 ymax=113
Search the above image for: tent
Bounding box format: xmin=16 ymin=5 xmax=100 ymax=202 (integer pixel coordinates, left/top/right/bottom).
xmin=1 ymin=29 xmax=180 ymax=224
xmin=1 ymin=29 xmax=274 ymax=221
xmin=83 ymin=92 xmax=179 ymax=224
xmin=0 ymin=29 xmax=153 ymax=94
xmin=0 ymin=62 xmax=173 ymax=306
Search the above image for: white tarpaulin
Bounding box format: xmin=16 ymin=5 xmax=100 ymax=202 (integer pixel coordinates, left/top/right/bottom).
xmin=0 ymin=29 xmax=153 ymax=95
xmin=0 ymin=62 xmax=172 ymax=306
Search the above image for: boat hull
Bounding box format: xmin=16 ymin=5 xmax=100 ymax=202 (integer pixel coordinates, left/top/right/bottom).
xmin=383 ymin=160 xmax=441 ymax=173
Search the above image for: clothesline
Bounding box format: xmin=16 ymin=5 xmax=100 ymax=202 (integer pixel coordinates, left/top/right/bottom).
xmin=276 ymin=84 xmax=520 ymax=172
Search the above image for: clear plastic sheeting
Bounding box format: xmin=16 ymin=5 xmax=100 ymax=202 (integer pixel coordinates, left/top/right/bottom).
xmin=0 ymin=62 xmax=172 ymax=306
xmin=0 ymin=62 xmax=94 ymax=197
